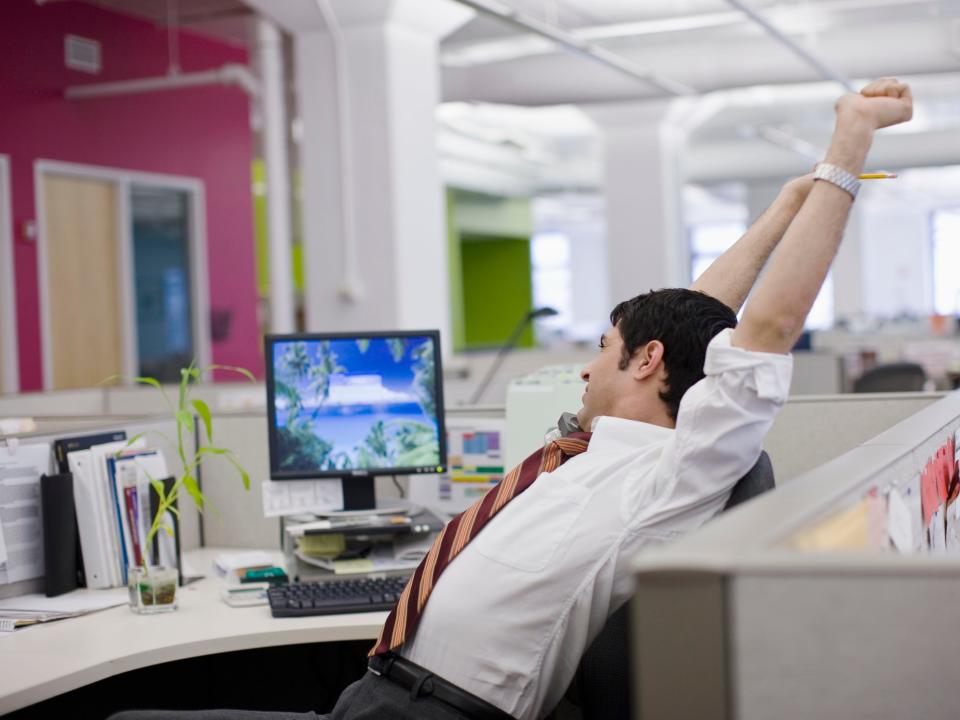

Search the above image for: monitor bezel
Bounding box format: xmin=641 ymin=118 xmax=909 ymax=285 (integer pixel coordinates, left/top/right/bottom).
xmin=264 ymin=329 xmax=447 ymax=481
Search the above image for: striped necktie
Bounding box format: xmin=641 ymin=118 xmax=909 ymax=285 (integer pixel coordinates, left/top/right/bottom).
xmin=370 ymin=431 xmax=591 ymax=657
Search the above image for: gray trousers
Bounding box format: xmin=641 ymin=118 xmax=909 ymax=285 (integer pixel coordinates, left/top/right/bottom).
xmin=107 ymin=670 xmax=476 ymax=720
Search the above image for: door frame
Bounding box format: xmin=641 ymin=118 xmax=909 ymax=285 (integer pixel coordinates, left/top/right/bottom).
xmin=34 ymin=160 xmax=211 ymax=390
xmin=0 ymin=155 xmax=18 ymax=394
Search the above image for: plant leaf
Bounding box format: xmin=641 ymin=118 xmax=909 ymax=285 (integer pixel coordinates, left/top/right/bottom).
xmin=176 ymin=409 xmax=194 ymax=432
xmin=197 ymin=446 xmax=228 ymax=455
xmin=150 ymin=478 xmax=166 ymax=503
xmin=178 ymin=361 xmax=196 ymax=411
xmin=191 ymin=399 xmax=213 ymax=442
xmin=160 ymin=523 xmax=174 ymax=537
xmin=199 ymin=447 xmax=250 ymax=491
xmin=182 ymin=473 xmax=205 ymax=509
xmin=225 ymin=451 xmax=251 ymax=491
xmin=206 ymin=364 xmax=256 ymax=382
xmin=133 ymin=376 xmax=163 ymax=390
xmin=125 ymin=431 xmax=148 ymax=449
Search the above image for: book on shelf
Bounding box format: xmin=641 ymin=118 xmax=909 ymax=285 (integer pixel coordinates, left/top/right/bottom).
xmin=63 ymin=436 xmax=179 ymax=589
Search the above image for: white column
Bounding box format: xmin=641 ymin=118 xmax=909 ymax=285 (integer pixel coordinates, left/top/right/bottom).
xmin=255 ymin=19 xmax=295 ymax=333
xmin=587 ymin=100 xmax=688 ymax=305
xmin=744 ymin=179 xmax=784 ymax=224
xmin=566 ymin=207 xmax=611 ymax=339
xmin=832 ymin=201 xmax=866 ymax=322
xmin=293 ymin=2 xmax=471 ymax=350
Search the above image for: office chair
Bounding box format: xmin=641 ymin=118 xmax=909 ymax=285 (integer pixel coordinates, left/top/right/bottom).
xmin=561 ymin=451 xmax=776 ymax=720
xmin=852 ymin=362 xmax=927 ymax=393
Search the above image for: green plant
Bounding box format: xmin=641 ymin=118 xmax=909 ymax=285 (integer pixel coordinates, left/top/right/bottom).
xmin=109 ymin=361 xmax=254 ymax=570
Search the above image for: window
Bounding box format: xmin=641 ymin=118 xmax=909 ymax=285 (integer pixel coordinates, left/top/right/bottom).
xmin=932 ymin=208 xmax=960 ymax=315
xmin=530 ymin=232 xmax=572 ymax=336
xmin=689 ymin=221 xmax=746 ymax=284
xmin=132 ymin=186 xmax=195 ymax=382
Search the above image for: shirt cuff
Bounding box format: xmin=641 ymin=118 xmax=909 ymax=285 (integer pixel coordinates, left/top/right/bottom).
xmin=702 ymin=328 xmax=793 ymax=401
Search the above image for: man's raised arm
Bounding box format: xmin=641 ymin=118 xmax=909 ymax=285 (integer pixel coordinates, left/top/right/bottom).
xmin=733 ymin=78 xmax=913 ymax=355
xmin=690 ymin=173 xmax=813 ymax=313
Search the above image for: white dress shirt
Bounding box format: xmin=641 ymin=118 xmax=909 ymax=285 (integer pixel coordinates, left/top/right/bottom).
xmin=401 ymin=329 xmax=793 ymax=719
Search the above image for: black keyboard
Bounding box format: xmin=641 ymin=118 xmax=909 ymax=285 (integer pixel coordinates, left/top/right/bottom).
xmin=268 ymin=575 xmax=410 ymax=617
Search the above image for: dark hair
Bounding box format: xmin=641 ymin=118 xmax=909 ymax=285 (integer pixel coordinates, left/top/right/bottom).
xmin=609 ymin=288 xmax=737 ymax=420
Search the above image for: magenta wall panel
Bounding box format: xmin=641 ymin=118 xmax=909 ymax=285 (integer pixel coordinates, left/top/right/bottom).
xmin=0 ymin=0 xmax=263 ymax=389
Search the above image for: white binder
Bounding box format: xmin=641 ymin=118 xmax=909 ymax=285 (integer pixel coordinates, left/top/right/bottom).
xmin=69 ymin=439 xmax=144 ymax=588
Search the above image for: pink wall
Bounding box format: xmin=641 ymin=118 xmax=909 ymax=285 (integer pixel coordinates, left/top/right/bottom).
xmin=0 ymin=0 xmax=263 ymax=390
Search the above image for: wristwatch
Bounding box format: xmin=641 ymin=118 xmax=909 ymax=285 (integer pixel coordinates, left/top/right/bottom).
xmin=813 ymin=162 xmax=860 ymax=199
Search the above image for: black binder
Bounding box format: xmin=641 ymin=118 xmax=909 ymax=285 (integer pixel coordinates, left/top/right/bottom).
xmin=53 ymin=431 xmax=127 ymax=474
xmin=40 ymin=473 xmax=78 ymax=597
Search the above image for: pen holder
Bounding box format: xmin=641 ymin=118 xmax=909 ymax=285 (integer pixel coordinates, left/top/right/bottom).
xmin=128 ymin=566 xmax=178 ymax=614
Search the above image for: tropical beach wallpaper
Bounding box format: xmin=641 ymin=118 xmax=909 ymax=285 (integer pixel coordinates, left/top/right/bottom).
xmin=271 ymin=336 xmax=441 ymax=473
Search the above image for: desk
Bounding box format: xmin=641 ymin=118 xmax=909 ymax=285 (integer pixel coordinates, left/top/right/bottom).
xmin=0 ymin=549 xmax=386 ymax=715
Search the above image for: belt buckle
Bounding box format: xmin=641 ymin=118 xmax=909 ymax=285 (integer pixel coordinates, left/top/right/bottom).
xmin=368 ymin=652 xmax=395 ymax=678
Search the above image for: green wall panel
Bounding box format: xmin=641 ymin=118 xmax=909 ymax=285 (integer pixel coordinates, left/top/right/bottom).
xmin=252 ymin=160 xmax=305 ymax=302
xmin=461 ymin=235 xmax=534 ymax=349
xmin=252 ymin=159 xmax=269 ymax=297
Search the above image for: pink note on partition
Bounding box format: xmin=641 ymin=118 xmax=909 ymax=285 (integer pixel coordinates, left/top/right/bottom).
xmin=921 ymin=460 xmax=939 ymax=529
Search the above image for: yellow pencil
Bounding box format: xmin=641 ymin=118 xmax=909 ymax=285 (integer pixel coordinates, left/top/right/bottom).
xmin=859 ymin=172 xmax=898 ymax=179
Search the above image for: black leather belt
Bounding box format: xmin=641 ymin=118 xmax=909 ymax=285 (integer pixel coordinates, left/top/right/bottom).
xmin=368 ymin=652 xmax=515 ymax=720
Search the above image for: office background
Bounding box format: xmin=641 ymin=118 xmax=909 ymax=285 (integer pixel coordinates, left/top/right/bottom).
xmin=3 ymin=0 xmax=960 ymax=400
xmin=4 ymin=2 xmax=960 ymax=719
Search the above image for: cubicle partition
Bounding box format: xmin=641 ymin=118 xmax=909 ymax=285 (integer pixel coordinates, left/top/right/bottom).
xmin=629 ymin=390 xmax=960 ymax=720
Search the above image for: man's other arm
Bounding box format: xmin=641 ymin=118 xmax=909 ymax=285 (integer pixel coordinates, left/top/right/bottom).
xmin=733 ymin=78 xmax=913 ymax=355
xmin=690 ymin=173 xmax=813 ymax=313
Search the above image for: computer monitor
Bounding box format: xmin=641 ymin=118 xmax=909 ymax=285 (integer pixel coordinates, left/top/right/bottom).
xmin=264 ymin=330 xmax=447 ymax=511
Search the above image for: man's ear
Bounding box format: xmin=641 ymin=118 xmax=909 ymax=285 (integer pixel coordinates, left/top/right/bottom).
xmin=632 ymin=340 xmax=665 ymax=380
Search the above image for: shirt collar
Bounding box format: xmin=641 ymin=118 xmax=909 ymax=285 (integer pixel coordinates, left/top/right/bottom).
xmin=588 ymin=415 xmax=673 ymax=454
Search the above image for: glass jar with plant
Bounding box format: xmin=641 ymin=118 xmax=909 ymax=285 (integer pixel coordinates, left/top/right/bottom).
xmin=113 ymin=361 xmax=254 ymax=614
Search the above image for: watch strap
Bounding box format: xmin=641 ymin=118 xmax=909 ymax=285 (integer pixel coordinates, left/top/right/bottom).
xmin=813 ymin=162 xmax=860 ymax=199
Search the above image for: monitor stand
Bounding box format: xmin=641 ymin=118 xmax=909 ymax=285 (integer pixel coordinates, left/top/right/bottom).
xmin=341 ymin=476 xmax=376 ymax=512
xmin=325 ymin=477 xmax=418 ymax=517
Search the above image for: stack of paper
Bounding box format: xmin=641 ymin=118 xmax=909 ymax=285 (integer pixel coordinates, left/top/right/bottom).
xmin=293 ymin=529 xmax=433 ymax=575
xmin=0 ymin=443 xmax=53 ymax=587
xmin=0 ymin=589 xmax=127 ymax=632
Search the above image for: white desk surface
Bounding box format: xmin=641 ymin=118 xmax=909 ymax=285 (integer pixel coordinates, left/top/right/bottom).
xmin=0 ymin=548 xmax=386 ymax=715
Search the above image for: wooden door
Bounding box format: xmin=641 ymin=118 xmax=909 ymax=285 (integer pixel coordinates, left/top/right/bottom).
xmin=42 ymin=174 xmax=123 ymax=389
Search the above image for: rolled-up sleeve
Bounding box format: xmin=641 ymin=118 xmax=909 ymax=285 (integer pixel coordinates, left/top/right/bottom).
xmin=624 ymin=328 xmax=793 ymax=531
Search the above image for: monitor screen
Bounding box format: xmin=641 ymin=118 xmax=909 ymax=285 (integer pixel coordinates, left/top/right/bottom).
xmin=265 ymin=331 xmax=446 ymax=480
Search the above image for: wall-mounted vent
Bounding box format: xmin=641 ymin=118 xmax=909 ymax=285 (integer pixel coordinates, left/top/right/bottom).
xmin=64 ymin=35 xmax=101 ymax=74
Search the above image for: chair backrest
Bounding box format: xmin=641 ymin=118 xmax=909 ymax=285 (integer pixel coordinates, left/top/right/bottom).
xmin=853 ymin=362 xmax=926 ymax=393
xmin=569 ymin=451 xmax=775 ymax=720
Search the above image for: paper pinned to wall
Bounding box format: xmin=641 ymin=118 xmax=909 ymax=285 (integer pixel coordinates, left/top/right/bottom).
xmin=790 ymin=498 xmax=878 ymax=551
xmin=888 ymin=484 xmax=917 ymax=553
xmin=0 ymin=443 xmax=53 ymax=585
xmin=408 ymin=418 xmax=505 ymax=516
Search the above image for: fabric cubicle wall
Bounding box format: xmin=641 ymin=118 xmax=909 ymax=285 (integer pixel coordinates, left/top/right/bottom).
xmin=629 ymin=389 xmax=960 ymax=720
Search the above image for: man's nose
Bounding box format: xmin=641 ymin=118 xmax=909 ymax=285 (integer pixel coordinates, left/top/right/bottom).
xmin=580 ymin=366 xmax=590 ymax=381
